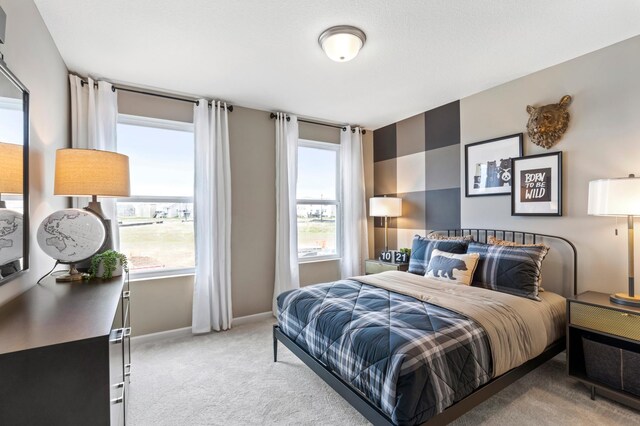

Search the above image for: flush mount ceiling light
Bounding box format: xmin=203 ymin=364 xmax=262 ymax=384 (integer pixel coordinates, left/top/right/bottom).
xmin=318 ymin=25 xmax=366 ymax=62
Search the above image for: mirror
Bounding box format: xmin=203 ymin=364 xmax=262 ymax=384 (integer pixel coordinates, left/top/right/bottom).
xmin=0 ymin=60 xmax=29 ymax=284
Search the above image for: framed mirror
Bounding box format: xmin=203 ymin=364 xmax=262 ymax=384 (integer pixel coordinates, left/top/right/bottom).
xmin=0 ymin=60 xmax=29 ymax=284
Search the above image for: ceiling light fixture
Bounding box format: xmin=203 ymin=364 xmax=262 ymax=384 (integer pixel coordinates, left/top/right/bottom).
xmin=318 ymin=25 xmax=366 ymax=62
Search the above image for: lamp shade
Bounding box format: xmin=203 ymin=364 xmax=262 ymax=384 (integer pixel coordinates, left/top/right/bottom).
xmin=588 ymin=176 xmax=640 ymax=216
xmin=54 ymin=148 xmax=130 ymax=197
xmin=0 ymin=142 xmax=23 ymax=194
xmin=369 ymin=197 xmax=402 ymax=217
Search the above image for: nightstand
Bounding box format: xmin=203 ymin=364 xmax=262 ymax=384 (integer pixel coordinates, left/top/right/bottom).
xmin=364 ymin=259 xmax=408 ymax=275
xmin=567 ymin=291 xmax=640 ymax=410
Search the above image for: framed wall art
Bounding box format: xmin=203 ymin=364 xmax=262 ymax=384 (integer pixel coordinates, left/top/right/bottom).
xmin=511 ymin=151 xmax=562 ymax=216
xmin=465 ymin=133 xmax=523 ymax=197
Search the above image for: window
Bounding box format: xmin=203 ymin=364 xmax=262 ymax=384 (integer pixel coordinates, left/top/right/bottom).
xmin=297 ymin=140 xmax=340 ymax=261
xmin=116 ymin=114 xmax=195 ymax=277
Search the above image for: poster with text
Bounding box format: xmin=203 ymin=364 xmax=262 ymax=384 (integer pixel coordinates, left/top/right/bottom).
xmin=512 ymin=152 xmax=562 ymax=216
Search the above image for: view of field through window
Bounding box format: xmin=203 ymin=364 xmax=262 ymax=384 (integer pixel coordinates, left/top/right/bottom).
xmin=116 ymin=118 xmax=195 ymax=273
xmin=297 ymin=144 xmax=339 ymax=259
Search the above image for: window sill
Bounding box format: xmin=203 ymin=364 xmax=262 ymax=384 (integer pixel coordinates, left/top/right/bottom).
xmin=129 ymin=268 xmax=195 ymax=282
xmin=298 ymin=257 xmax=341 ymax=265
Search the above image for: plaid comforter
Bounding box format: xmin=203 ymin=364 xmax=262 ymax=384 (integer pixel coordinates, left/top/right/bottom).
xmin=277 ymin=279 xmax=492 ymax=425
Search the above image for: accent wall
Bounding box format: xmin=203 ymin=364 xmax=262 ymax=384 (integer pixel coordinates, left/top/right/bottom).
xmin=373 ymin=101 xmax=461 ymax=255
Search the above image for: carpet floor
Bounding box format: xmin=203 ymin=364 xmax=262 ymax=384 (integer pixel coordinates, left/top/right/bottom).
xmin=129 ymin=319 xmax=639 ymax=425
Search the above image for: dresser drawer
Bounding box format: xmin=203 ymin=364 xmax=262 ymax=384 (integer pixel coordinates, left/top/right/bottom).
xmin=365 ymin=261 xmax=408 ymax=275
xmin=570 ymin=302 xmax=640 ymax=341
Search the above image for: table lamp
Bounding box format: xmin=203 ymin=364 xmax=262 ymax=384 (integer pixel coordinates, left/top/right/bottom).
xmin=54 ymin=148 xmax=130 ymax=252
xmin=369 ymin=196 xmax=402 ymax=252
xmin=0 ymin=142 xmax=23 ymax=208
xmin=588 ymin=174 xmax=640 ymax=307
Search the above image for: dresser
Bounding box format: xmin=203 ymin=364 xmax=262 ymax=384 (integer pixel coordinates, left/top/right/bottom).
xmin=567 ymin=291 xmax=640 ymax=410
xmin=0 ymin=275 xmax=131 ymax=425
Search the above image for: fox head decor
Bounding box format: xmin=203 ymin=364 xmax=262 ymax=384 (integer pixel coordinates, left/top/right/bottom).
xmin=526 ymin=95 xmax=572 ymax=149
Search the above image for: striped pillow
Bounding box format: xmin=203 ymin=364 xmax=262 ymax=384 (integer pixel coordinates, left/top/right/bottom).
xmin=407 ymin=235 xmax=469 ymax=276
xmin=467 ymin=242 xmax=548 ymax=301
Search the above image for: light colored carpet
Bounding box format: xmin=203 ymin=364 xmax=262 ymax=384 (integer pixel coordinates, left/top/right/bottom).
xmin=129 ymin=319 xmax=639 ymax=425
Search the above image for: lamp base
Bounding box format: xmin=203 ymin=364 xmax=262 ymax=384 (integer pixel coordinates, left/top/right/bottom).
xmin=610 ymin=292 xmax=640 ymax=308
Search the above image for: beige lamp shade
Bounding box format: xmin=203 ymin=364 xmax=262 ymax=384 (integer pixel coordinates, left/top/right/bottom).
xmin=369 ymin=197 xmax=402 ymax=217
xmin=0 ymin=142 xmax=23 ymax=194
xmin=54 ymin=148 xmax=130 ymax=197
xmin=588 ymin=176 xmax=640 ymax=216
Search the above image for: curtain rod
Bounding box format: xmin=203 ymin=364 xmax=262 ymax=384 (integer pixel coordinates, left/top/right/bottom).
xmin=269 ymin=112 xmax=366 ymax=134
xmin=79 ymin=79 xmax=233 ymax=111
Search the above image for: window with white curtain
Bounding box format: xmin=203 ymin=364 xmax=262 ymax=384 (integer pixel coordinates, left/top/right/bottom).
xmin=297 ymin=139 xmax=341 ymax=261
xmin=116 ymin=114 xmax=195 ymax=277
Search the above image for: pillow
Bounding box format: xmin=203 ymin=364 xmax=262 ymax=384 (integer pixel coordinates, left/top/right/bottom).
xmin=407 ymin=235 xmax=469 ymax=276
xmin=425 ymin=249 xmax=480 ymax=286
xmin=486 ymin=236 xmax=549 ymax=292
xmin=467 ymin=242 xmax=548 ymax=301
xmin=487 ymin=235 xmax=549 ymax=249
xmin=426 ymin=232 xmax=475 ymax=242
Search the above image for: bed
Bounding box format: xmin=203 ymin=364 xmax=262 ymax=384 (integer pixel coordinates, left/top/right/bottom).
xmin=273 ymin=229 xmax=577 ymax=426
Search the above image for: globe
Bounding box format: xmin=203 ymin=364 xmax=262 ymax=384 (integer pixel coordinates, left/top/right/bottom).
xmin=0 ymin=209 xmax=23 ymax=265
xmin=37 ymin=208 xmax=106 ymax=264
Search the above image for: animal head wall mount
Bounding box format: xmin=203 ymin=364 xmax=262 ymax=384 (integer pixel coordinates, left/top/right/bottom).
xmin=526 ymin=95 xmax=572 ymax=149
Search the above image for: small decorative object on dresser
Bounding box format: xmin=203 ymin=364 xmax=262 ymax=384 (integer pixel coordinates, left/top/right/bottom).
xmin=589 ymin=174 xmax=640 ymax=307
xmin=567 ymin=292 xmax=640 ymax=410
xmin=364 ymin=259 xmax=408 ymax=275
xmin=526 ymin=95 xmax=572 ymax=149
xmin=88 ymin=250 xmax=129 ymax=280
xmin=511 ymin=151 xmax=562 ymax=216
xmin=36 ymin=208 xmax=107 ymax=282
xmin=465 ymin=133 xmax=523 ymax=197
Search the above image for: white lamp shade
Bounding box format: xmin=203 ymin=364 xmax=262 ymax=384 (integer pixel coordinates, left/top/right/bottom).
xmin=369 ymin=197 xmax=402 ymax=217
xmin=0 ymin=142 xmax=23 ymax=194
xmin=588 ymin=176 xmax=640 ymax=216
xmin=54 ymin=148 xmax=130 ymax=197
xmin=319 ymin=26 xmax=366 ymax=62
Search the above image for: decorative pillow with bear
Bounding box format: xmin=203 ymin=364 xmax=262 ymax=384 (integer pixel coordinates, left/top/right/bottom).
xmin=425 ymin=249 xmax=480 ymax=286
xmin=467 ymin=242 xmax=549 ymax=301
xmin=407 ymin=235 xmax=470 ymax=276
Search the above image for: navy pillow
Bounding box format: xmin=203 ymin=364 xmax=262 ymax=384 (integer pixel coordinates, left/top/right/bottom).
xmin=467 ymin=242 xmax=548 ymax=301
xmin=407 ymin=235 xmax=469 ymax=275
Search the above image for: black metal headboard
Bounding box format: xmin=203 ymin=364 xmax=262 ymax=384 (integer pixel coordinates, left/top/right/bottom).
xmin=435 ymin=229 xmax=578 ymax=296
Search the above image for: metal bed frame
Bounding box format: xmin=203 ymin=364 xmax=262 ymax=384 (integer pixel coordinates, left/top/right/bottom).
xmin=273 ymin=229 xmax=578 ymax=426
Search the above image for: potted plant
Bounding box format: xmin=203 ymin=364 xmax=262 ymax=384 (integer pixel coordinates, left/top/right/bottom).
xmin=88 ymin=250 xmax=129 ymax=280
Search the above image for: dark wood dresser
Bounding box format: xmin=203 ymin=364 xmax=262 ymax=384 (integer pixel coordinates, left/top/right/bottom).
xmin=0 ymin=275 xmax=131 ymax=425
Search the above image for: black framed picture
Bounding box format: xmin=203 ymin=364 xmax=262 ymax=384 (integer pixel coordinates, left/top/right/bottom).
xmin=465 ymin=133 xmax=523 ymax=197
xmin=511 ymin=151 xmax=562 ymax=216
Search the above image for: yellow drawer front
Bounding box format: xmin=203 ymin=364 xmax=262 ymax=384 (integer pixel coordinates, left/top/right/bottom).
xmin=571 ymin=303 xmax=640 ymax=341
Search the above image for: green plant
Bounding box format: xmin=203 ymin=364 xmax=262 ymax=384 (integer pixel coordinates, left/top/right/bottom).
xmin=399 ymin=248 xmax=412 ymax=256
xmin=88 ymin=250 xmax=129 ymax=279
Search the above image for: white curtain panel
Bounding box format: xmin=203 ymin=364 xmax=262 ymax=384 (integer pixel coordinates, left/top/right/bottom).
xmin=273 ymin=113 xmax=300 ymax=315
xmin=68 ymin=74 xmax=120 ymax=248
xmin=192 ymin=100 xmax=233 ymax=333
xmin=340 ymin=126 xmax=369 ymax=278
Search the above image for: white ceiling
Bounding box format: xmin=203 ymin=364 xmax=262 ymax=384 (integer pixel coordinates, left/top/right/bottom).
xmin=34 ymin=0 xmax=640 ymax=129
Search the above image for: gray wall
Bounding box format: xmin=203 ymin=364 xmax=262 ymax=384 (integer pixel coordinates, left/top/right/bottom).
xmin=119 ymin=91 xmax=374 ymax=334
xmin=0 ymin=0 xmax=69 ymax=305
xmin=460 ymin=35 xmax=640 ymax=295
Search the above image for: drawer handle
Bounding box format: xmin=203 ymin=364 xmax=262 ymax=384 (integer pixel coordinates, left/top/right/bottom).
xmin=110 ymin=328 xmax=124 ymax=344
xmin=124 ymin=327 xmax=132 ymax=338
xmin=111 ymin=382 xmax=125 ymax=405
xmin=122 ymin=290 xmax=131 ymax=300
xmin=125 ymin=363 xmax=132 ymax=377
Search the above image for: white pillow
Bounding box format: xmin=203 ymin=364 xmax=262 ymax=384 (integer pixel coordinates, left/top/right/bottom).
xmin=424 ymin=249 xmax=480 ymax=286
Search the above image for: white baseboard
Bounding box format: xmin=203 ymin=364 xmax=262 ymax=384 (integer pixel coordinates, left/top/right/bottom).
xmin=232 ymin=311 xmax=274 ymax=326
xmin=131 ymin=311 xmax=274 ymax=345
